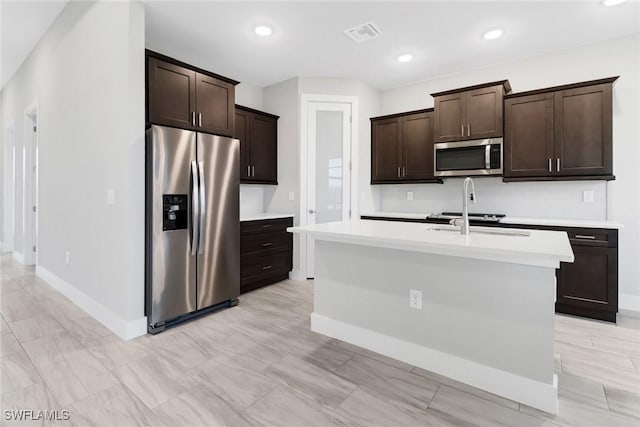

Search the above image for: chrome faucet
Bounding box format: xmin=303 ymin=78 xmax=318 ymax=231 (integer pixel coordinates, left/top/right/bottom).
xmin=461 ymin=177 xmax=476 ymax=235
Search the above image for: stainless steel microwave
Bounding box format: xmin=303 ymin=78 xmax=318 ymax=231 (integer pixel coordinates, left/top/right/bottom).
xmin=434 ymin=138 xmax=503 ymax=177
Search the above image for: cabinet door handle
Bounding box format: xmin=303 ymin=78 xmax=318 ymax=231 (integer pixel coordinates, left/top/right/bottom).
xmin=467 ymin=124 xmax=470 ymax=136
xmin=556 ymin=158 xmax=560 ymax=172
xmin=261 ymin=242 xmax=273 ymax=247
xmin=192 ymin=112 xmax=196 ymax=126
xmin=575 ymin=234 xmax=596 ymax=240
xmin=402 ymin=166 xmax=406 ymax=177
xmin=252 ymin=166 xmax=255 ymax=177
xmin=397 ymin=167 xmax=401 ymax=178
xmin=247 ymin=166 xmax=251 ymax=177
xmin=198 ymin=113 xmax=202 ymax=127
xmin=548 ymin=158 xmax=552 ymax=173
xmin=262 ymin=265 xmax=272 ymax=271
xmin=461 ymin=125 xmax=464 ymax=137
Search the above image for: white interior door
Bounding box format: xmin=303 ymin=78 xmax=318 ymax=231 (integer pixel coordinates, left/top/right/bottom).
xmin=306 ymin=102 xmax=352 ymax=278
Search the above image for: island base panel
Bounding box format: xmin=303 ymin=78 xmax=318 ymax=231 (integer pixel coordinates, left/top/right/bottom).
xmin=311 ymin=240 xmax=558 ymax=414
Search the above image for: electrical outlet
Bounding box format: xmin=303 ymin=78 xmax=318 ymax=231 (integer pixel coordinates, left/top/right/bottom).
xmin=409 ymin=289 xmax=422 ymax=309
xmin=583 ymin=190 xmax=594 ymax=203
xmin=407 ymin=191 xmax=414 ymax=201
xmin=65 ymin=251 xmax=70 ymax=264
xmin=288 ymin=191 xmax=295 ymax=201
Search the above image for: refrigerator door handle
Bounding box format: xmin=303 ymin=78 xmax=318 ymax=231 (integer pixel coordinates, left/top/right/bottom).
xmin=190 ymin=160 xmax=199 ymax=256
xmin=198 ymin=161 xmax=206 ymax=255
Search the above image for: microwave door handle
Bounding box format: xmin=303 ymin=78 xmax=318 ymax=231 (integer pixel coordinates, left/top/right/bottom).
xmin=197 ymin=161 xmax=206 ymax=255
xmin=190 ymin=161 xmax=199 ymax=256
xmin=485 ymin=145 xmax=491 ymax=169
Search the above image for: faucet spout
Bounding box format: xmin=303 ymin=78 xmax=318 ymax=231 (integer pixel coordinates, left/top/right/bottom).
xmin=461 ymin=177 xmax=476 ymax=235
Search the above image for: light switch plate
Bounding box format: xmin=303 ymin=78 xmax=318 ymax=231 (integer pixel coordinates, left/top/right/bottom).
xmin=583 ymin=190 xmax=594 ymax=203
xmin=289 ymin=191 xmax=295 ymax=201
xmin=407 ymin=191 xmax=414 ymax=201
xmin=107 ymin=189 xmax=116 ymax=205
xmin=409 ymin=289 xmax=422 ymax=309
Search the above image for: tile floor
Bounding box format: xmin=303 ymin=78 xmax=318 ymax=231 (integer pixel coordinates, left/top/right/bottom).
xmin=1 ymin=254 xmax=639 ymax=426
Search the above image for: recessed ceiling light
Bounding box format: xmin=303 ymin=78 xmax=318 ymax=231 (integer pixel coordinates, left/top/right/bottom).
xmin=603 ymin=0 xmax=627 ymax=6
xmin=397 ymin=54 xmax=413 ymax=63
xmin=483 ymin=29 xmax=504 ymax=40
xmin=254 ymin=25 xmax=273 ymax=37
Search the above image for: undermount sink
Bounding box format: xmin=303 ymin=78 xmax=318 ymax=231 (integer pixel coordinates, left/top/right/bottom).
xmin=426 ymin=225 xmax=530 ymax=237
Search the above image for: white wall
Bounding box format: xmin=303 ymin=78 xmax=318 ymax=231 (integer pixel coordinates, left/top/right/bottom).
xmin=0 ymin=1 xmax=147 ymax=338
xmin=0 ymin=101 xmax=4 ymax=251
xmin=235 ymin=82 xmax=263 ymax=111
xmin=378 ymin=35 xmax=640 ymax=307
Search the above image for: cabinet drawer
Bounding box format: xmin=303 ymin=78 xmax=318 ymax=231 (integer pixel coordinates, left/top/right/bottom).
xmin=241 ymin=232 xmax=291 ymax=255
xmin=240 ymin=217 xmax=293 ymax=235
xmin=567 ymin=228 xmax=616 ymax=247
xmin=241 ymin=251 xmax=291 ymax=281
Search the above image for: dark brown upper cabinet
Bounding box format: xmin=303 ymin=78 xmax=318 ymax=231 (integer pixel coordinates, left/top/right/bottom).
xmin=504 ymin=93 xmax=555 ymax=178
xmin=432 ymin=80 xmax=511 ymax=143
xmin=371 ymin=109 xmax=441 ymax=184
xmin=234 ymin=105 xmax=279 ymax=184
xmin=504 ymin=77 xmax=617 ymax=182
xmin=146 ymin=50 xmax=238 ymax=137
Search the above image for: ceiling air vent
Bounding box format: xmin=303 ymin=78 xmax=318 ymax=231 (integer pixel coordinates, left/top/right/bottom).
xmin=344 ymin=22 xmax=383 ymax=43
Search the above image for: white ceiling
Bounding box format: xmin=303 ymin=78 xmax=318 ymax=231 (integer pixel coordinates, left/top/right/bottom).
xmin=2 ymin=1 xmax=638 ymax=92
xmin=145 ymin=1 xmax=640 ymax=90
xmin=1 ymin=0 xmax=68 ymax=89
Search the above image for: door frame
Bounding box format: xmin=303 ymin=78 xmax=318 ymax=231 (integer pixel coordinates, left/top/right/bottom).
xmin=23 ymin=102 xmax=39 ymax=265
xmin=2 ymin=122 xmax=16 ymax=253
xmin=299 ymin=94 xmax=359 ymax=280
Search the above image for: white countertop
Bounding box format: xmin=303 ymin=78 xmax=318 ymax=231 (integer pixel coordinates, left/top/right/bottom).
xmin=240 ymin=213 xmax=294 ymax=222
xmin=289 ymin=220 xmax=574 ymax=268
xmin=359 ymin=211 xmax=622 ymax=230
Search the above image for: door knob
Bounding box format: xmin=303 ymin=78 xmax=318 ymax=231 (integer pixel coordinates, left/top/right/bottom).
xmin=308 ymin=209 xmax=316 ymax=214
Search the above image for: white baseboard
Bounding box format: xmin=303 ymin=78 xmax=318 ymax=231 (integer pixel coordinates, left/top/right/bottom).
xmin=36 ymin=266 xmax=146 ymax=340
xmin=311 ymin=312 xmax=558 ymax=415
xmin=289 ymin=269 xmax=305 ymax=281
xmin=12 ymin=251 xmax=24 ymax=264
xmin=619 ymin=293 xmax=640 ymax=313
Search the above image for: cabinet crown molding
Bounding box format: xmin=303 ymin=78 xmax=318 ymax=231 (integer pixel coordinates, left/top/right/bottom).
xmin=430 ymin=79 xmax=512 ymax=97
xmin=504 ymin=76 xmax=619 ymax=99
xmin=146 ymin=49 xmax=240 ymax=86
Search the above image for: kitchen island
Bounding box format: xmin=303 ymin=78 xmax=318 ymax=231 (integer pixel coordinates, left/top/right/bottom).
xmin=288 ymin=219 xmax=574 ymax=414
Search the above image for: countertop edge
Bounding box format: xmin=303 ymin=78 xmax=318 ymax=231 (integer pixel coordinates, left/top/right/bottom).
xmin=359 ymin=211 xmax=623 ymax=230
xmin=240 ymin=213 xmax=295 ymax=222
xmin=288 ymin=223 xmax=573 ymax=269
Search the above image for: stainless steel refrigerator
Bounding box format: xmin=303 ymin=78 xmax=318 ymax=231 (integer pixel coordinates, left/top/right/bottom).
xmin=145 ymin=125 xmax=239 ymax=334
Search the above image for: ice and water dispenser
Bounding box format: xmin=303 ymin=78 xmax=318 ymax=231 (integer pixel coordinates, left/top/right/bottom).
xmin=162 ymin=195 xmax=188 ymax=231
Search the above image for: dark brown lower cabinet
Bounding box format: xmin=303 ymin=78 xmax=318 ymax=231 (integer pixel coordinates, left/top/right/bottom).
xmin=556 ymin=228 xmax=618 ymax=322
xmin=240 ymin=217 xmax=293 ymax=293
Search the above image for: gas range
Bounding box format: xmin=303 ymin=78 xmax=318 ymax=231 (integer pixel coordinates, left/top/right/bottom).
xmin=426 ymin=212 xmax=505 ymax=224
